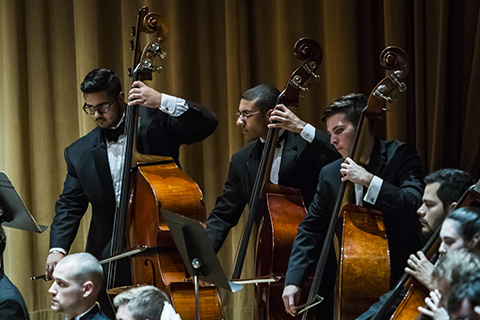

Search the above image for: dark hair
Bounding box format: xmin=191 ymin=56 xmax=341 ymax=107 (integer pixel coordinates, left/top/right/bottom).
xmin=241 ymin=84 xmax=280 ymax=114
xmin=445 ymin=207 xmax=480 ymax=243
xmin=80 ymin=68 xmax=122 ymax=99
xmin=447 ymin=272 xmax=480 ymax=315
xmin=321 ymin=93 xmax=367 ymax=126
xmin=0 ymin=226 xmax=5 ymax=257
xmin=425 ymin=169 xmax=475 ymax=209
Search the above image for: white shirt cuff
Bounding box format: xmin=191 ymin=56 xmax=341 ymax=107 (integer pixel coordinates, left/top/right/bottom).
xmin=49 ymin=247 xmax=67 ymax=255
xmin=300 ymin=123 xmax=315 ymax=143
xmin=160 ymin=93 xmax=189 ymax=116
xmin=364 ymin=175 xmax=383 ymax=205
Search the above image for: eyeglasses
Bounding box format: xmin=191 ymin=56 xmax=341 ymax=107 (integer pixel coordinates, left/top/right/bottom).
xmin=235 ymin=110 xmax=260 ymax=120
xmin=82 ymin=96 xmax=118 ymax=115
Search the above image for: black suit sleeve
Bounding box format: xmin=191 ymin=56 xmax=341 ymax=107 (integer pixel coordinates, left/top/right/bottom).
xmin=138 ymin=101 xmax=217 ymax=164
xmin=371 ymin=144 xmax=423 ymax=218
xmin=205 ymin=152 xmax=248 ymax=252
xmin=285 ymin=162 xmax=341 ymax=286
xmin=371 ymin=143 xmax=424 ymax=281
xmin=177 ymin=100 xmax=218 ymax=144
xmin=311 ymin=129 xmax=338 ymax=158
xmin=0 ymin=299 xmax=29 ymax=320
xmin=49 ymin=148 xmax=89 ymax=252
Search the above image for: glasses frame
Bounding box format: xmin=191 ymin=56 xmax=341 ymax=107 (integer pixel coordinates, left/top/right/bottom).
xmin=235 ymin=110 xmax=260 ymax=120
xmin=82 ymin=96 xmax=118 ymax=115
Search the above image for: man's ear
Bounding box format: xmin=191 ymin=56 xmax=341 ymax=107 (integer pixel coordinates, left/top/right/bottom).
xmin=82 ymin=281 xmax=94 ymax=298
xmin=470 ymin=236 xmax=480 ymax=250
xmin=118 ymin=91 xmax=125 ymax=101
xmin=265 ymin=109 xmax=273 ymax=123
xmin=448 ymin=202 xmax=457 ymax=212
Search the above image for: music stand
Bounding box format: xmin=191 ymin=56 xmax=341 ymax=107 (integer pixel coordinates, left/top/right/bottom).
xmin=0 ymin=172 xmax=47 ymax=233
xmin=162 ymin=209 xmax=242 ymax=320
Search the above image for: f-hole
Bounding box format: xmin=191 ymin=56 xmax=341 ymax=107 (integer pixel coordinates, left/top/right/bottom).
xmin=144 ymin=258 xmax=157 ymax=286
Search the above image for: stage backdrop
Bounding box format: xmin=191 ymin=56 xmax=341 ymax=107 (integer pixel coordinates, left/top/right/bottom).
xmin=1 ymin=0 xmax=479 ymax=319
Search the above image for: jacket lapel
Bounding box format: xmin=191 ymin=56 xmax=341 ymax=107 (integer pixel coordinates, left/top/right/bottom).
xmin=367 ymin=138 xmax=387 ymax=176
xmin=91 ymin=128 xmax=116 ymax=214
xmin=246 ymin=140 xmax=263 ymax=194
xmin=279 ymin=131 xmax=299 ymax=185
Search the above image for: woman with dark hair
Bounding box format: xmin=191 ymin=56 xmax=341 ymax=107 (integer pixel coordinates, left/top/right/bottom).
xmin=438 ymin=206 xmax=480 ymax=255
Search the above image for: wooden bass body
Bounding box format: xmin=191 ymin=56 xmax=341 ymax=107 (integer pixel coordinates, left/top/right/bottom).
xmin=255 ymin=190 xmax=313 ymax=320
xmin=336 ymin=204 xmax=390 ymax=319
xmin=126 ymin=160 xmax=224 ymax=320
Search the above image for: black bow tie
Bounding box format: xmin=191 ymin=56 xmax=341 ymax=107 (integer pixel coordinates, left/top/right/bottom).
xmin=103 ymin=121 xmax=125 ymax=142
xmin=260 ymin=130 xmax=286 ymax=148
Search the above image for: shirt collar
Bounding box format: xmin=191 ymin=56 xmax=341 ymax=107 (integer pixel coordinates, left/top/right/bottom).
xmin=259 ymin=129 xmax=285 ymax=144
xmin=67 ymin=303 xmax=96 ymax=320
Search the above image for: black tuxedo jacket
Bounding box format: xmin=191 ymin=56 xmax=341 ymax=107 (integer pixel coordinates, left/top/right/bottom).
xmin=285 ymin=138 xmax=424 ymax=295
xmin=205 ymin=129 xmax=340 ymax=252
xmin=76 ymin=304 xmax=110 ymax=320
xmin=0 ymin=270 xmax=30 ymax=320
xmin=50 ymin=102 xmax=217 ymax=259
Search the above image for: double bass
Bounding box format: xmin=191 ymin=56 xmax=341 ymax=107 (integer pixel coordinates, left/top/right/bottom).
xmin=373 ymin=179 xmax=480 ymax=320
xmin=107 ymin=7 xmax=223 ymax=319
xmin=230 ymin=38 xmax=322 ymax=320
xmin=301 ymin=47 xmax=410 ymax=320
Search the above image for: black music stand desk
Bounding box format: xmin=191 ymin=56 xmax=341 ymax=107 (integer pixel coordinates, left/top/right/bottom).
xmin=0 ymin=171 xmax=47 ymax=233
xmin=162 ymin=209 xmax=242 ymax=319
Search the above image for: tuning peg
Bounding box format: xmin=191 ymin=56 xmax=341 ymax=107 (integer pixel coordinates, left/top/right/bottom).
xmin=130 ymin=40 xmax=134 ymax=51
xmin=152 ymin=65 xmax=163 ymax=73
xmin=303 ymin=61 xmax=321 ymax=81
xmin=141 ymin=59 xmax=153 ymax=69
xmin=131 ymin=26 xmax=136 ymax=37
xmin=373 ymin=84 xmax=393 ymax=103
xmin=390 ymin=70 xmax=407 ymax=92
xmin=301 ymin=82 xmax=312 ymax=92
xmin=128 ymin=68 xmax=132 ymax=77
xmin=290 ymin=75 xmax=304 ymax=90
xmin=149 ymin=42 xmax=160 ymax=53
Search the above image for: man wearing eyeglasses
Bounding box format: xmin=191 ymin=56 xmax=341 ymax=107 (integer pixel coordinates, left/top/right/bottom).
xmin=205 ymin=84 xmax=339 ymax=256
xmin=45 ymin=68 xmax=218 ymax=317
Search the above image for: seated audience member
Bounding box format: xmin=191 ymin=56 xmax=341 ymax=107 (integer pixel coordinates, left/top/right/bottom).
xmin=49 ymin=252 xmax=110 ymax=320
xmin=114 ymin=285 xmax=181 ymax=320
xmin=0 ymin=225 xmax=30 ymax=320
xmin=447 ymin=273 xmax=480 ymax=320
xmin=356 ymin=169 xmax=474 ymax=319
